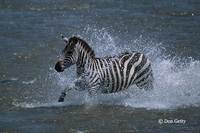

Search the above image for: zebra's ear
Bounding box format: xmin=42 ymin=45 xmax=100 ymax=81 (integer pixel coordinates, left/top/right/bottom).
xmin=61 ymin=34 xmax=68 ymax=43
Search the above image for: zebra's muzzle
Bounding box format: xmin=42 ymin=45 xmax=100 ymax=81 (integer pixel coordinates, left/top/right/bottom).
xmin=55 ymin=62 xmax=65 ymax=72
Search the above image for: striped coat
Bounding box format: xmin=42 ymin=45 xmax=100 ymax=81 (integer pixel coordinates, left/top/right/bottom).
xmin=55 ymin=36 xmax=153 ymax=101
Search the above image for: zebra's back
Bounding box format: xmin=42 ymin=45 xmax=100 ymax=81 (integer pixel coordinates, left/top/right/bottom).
xmin=94 ymin=52 xmax=153 ymax=93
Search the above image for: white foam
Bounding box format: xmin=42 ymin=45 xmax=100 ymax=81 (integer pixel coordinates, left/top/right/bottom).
xmin=22 ymin=78 xmax=37 ymax=85
xmin=10 ymin=77 xmax=19 ymax=81
xmin=12 ymin=101 xmax=65 ymax=108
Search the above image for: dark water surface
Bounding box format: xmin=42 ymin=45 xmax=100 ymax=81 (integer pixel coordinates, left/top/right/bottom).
xmin=0 ymin=0 xmax=200 ymax=132
xmin=0 ymin=106 xmax=200 ymax=132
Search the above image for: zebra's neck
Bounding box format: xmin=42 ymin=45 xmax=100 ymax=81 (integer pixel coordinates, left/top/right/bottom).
xmin=75 ymin=40 xmax=95 ymax=76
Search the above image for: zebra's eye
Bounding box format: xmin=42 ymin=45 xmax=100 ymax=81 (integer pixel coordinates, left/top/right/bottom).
xmin=67 ymin=51 xmax=73 ymax=54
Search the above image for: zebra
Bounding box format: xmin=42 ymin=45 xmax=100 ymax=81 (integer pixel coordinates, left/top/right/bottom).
xmin=55 ymin=36 xmax=154 ymax=102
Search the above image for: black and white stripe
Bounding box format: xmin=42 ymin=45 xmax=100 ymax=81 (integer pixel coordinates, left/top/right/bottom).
xmin=55 ymin=36 xmax=153 ymax=101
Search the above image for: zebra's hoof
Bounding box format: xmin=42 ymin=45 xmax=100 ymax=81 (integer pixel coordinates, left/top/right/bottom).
xmin=58 ymin=97 xmax=64 ymax=102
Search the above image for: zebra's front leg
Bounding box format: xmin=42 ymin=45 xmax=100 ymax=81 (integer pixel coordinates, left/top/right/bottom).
xmin=58 ymin=87 xmax=74 ymax=102
xmin=58 ymin=92 xmax=66 ymax=102
xmin=58 ymin=78 xmax=88 ymax=102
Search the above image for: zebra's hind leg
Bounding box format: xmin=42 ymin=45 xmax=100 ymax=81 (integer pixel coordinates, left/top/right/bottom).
xmin=135 ymin=73 xmax=154 ymax=91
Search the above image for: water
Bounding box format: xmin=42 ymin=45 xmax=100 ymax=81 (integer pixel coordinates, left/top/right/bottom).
xmin=0 ymin=0 xmax=200 ymax=132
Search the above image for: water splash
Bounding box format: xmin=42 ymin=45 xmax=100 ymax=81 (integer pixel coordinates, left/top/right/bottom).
xmin=22 ymin=78 xmax=37 ymax=85
xmin=123 ymin=58 xmax=200 ymax=109
xmin=13 ymin=27 xmax=200 ymax=109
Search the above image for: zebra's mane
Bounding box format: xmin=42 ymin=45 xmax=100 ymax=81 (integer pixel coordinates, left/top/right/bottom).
xmin=73 ymin=36 xmax=95 ymax=58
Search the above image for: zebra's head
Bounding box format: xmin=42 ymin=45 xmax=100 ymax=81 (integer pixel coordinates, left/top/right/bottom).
xmin=55 ymin=36 xmax=79 ymax=72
